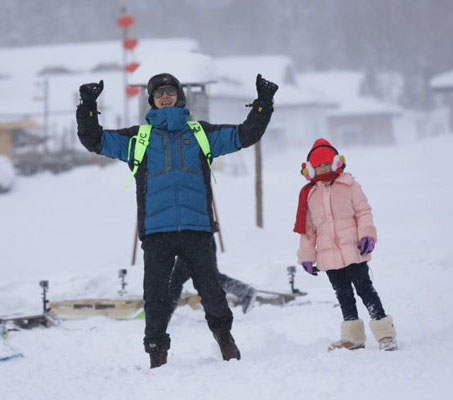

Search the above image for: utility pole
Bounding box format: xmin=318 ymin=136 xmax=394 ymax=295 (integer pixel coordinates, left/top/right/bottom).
xmin=43 ymin=77 xmax=49 ymax=154
xmin=255 ymin=141 xmax=263 ymax=228
xmin=33 ymin=77 xmax=50 ymax=154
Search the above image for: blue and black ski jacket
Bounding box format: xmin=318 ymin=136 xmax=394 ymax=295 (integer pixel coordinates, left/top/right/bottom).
xmin=76 ymin=100 xmax=273 ymax=239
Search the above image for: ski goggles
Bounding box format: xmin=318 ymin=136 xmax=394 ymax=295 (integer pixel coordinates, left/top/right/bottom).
xmin=152 ymin=86 xmax=178 ymax=98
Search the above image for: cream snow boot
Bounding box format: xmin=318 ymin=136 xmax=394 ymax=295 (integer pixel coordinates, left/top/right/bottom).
xmin=328 ymin=319 xmax=366 ymax=351
xmin=370 ymin=316 xmax=398 ymax=351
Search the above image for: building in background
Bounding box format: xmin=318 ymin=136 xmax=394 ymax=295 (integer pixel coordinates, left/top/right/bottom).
xmin=0 ymin=120 xmax=39 ymax=159
xmin=209 ymin=56 xmax=334 ymax=152
xmin=1 ymin=40 xmax=410 ymax=179
xmin=0 ymin=38 xmax=199 ymax=78
xmin=327 ymin=98 xmax=400 ymax=146
xmin=298 ymin=71 xmax=400 ymax=146
xmin=430 ymin=70 xmax=453 ymax=134
xmin=0 ymin=38 xmax=200 ymax=143
xmin=0 ymin=39 xmax=200 ymax=174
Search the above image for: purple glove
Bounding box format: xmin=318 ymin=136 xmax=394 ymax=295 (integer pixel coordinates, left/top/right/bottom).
xmin=358 ymin=237 xmax=375 ymax=256
xmin=301 ymin=262 xmax=319 ymax=276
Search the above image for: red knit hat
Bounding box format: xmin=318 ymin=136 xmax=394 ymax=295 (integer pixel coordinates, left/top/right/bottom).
xmin=307 ymin=138 xmax=337 ymax=167
xmin=300 ymin=138 xmax=346 ymax=180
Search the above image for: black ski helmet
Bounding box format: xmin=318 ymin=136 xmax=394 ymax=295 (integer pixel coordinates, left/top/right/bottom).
xmin=147 ymin=73 xmax=186 ymax=108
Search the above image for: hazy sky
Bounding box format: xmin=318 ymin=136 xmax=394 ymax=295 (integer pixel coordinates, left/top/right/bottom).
xmin=1 ymin=0 xmax=452 ymax=106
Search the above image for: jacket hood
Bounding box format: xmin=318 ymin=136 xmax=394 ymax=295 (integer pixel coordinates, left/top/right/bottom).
xmin=145 ymin=107 xmax=190 ymax=131
xmin=335 ymin=172 xmax=353 ymax=185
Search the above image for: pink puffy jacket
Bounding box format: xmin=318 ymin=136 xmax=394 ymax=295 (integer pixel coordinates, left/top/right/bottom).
xmin=297 ymin=173 xmax=377 ymax=271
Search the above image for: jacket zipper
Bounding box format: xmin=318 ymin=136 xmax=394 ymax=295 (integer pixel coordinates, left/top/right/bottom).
xmin=169 ymin=133 xmax=181 ymax=231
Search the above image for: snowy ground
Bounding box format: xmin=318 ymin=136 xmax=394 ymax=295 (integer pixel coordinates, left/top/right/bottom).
xmin=1 ymin=136 xmax=453 ymax=400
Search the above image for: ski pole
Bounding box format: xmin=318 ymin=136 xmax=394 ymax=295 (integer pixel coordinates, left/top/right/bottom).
xmin=131 ymin=220 xmax=138 ymax=266
xmin=212 ymin=191 xmax=225 ymax=253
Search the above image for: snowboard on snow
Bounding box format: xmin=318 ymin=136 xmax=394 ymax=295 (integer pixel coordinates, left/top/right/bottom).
xmin=49 ymin=293 xmax=207 ymax=320
xmin=255 ymin=289 xmax=306 ymax=305
xmin=166 ymin=290 xmax=305 ymax=309
xmin=0 ymin=280 xmax=55 ymax=331
xmin=45 ymin=265 xmax=309 ymax=319
xmin=49 ymin=289 xmax=307 ymax=320
xmin=0 ymin=325 xmax=23 ymax=362
xmin=0 ymin=313 xmax=55 ymax=330
xmin=49 ymin=296 xmax=145 ymax=320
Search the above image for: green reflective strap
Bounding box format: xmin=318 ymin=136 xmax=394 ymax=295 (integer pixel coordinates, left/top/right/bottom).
xmin=133 ymin=124 xmax=152 ymax=167
xmin=187 ymin=121 xmax=211 ymax=160
xmin=124 ymin=122 xmax=215 ymax=189
xmin=124 ymin=124 xmax=152 ymax=189
xmin=186 ymin=121 xmax=217 ymax=184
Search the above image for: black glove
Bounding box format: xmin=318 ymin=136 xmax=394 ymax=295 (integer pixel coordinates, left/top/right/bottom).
xmin=256 ymin=74 xmax=278 ymax=102
xmin=79 ymin=80 xmax=104 ymax=105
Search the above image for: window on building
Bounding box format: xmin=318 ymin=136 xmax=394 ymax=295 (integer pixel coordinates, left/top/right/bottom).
xmin=91 ymin=62 xmax=122 ymax=72
xmin=38 ymin=66 xmax=74 ymax=76
xmin=337 ymin=124 xmax=361 ymax=146
xmin=283 ymin=65 xmax=296 ymax=85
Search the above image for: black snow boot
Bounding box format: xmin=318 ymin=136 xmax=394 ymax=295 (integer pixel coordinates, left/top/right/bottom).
xmin=144 ymin=341 xmax=170 ymax=369
xmin=213 ymin=330 xmax=241 ymax=361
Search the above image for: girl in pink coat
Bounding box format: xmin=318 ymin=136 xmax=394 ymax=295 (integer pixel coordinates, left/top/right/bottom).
xmin=294 ymin=138 xmax=397 ymax=351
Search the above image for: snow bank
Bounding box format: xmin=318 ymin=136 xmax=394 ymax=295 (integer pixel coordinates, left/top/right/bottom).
xmin=0 ymin=155 xmax=14 ymax=193
xmin=1 ymin=136 xmax=453 ymax=399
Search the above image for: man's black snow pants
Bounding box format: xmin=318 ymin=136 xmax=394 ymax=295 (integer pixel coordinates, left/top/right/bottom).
xmin=168 ymin=237 xmax=253 ymax=311
xmin=141 ymin=231 xmax=233 ymax=349
xmin=326 ymin=262 xmax=386 ymax=321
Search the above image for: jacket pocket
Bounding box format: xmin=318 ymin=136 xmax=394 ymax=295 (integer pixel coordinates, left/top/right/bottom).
xmin=178 ymin=135 xmax=202 ymax=175
xmin=147 ymin=134 xmax=171 ymax=177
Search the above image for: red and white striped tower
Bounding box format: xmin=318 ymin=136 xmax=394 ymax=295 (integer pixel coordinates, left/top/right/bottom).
xmin=116 ymin=9 xmax=140 ymax=126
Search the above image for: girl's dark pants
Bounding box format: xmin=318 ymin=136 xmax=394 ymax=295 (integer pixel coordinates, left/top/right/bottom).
xmin=141 ymin=231 xmax=233 ymax=349
xmin=326 ymin=262 xmax=386 ymax=321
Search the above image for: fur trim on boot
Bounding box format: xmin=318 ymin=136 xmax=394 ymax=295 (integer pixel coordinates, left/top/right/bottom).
xmin=370 ymin=316 xmax=398 ymax=351
xmin=328 ymin=319 xmax=366 ymax=351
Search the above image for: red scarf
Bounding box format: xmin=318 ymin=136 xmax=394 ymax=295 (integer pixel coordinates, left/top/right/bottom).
xmin=293 ymin=172 xmax=340 ymax=234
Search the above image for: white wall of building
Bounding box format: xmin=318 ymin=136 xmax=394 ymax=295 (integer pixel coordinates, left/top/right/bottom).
xmin=209 ymin=96 xmax=329 ymax=153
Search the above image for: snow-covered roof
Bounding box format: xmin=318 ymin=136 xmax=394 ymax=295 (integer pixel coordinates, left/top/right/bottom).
xmin=210 ymin=81 xmax=332 ymax=107
xmin=0 ymin=70 xmax=141 ymax=130
xmin=210 ymin=55 xmax=332 ymax=106
xmin=0 ymin=73 xmax=122 ymax=117
xmin=327 ymin=97 xmax=400 ymax=117
xmin=430 ymin=70 xmax=453 ymax=90
xmin=0 ymin=38 xmax=201 ymax=127
xmin=298 ymin=70 xmax=364 ymax=101
xmin=129 ymin=52 xmax=216 ymax=86
xmin=298 ymin=70 xmax=400 ymax=117
xmin=214 ymin=55 xmax=298 ymax=87
xmin=0 ymin=38 xmax=199 ymax=78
